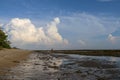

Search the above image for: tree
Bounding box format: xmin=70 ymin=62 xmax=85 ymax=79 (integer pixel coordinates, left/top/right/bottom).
xmin=0 ymin=29 xmax=11 ymax=48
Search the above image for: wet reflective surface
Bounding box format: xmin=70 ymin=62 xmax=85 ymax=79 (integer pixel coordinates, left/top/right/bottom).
xmin=0 ymin=52 xmax=120 ymax=80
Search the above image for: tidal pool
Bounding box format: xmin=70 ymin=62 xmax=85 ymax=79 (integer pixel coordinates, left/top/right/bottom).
xmin=0 ymin=52 xmax=120 ymax=80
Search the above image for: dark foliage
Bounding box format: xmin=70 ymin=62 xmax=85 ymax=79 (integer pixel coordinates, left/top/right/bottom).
xmin=0 ymin=29 xmax=11 ymax=48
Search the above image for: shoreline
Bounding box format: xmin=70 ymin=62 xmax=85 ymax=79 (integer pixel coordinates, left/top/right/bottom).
xmin=0 ymin=49 xmax=31 ymax=74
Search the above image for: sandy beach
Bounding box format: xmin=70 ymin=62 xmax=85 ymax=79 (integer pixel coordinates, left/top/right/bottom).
xmin=0 ymin=49 xmax=31 ymax=70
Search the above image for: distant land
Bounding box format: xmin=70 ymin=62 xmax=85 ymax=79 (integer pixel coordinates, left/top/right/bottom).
xmin=35 ymin=50 xmax=120 ymax=57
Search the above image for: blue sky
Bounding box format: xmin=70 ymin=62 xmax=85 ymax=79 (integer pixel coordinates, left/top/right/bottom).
xmin=0 ymin=0 xmax=120 ymax=49
xmin=0 ymin=0 xmax=120 ymax=18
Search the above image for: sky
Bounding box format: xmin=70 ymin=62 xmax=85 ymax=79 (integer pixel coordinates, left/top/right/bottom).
xmin=0 ymin=0 xmax=120 ymax=50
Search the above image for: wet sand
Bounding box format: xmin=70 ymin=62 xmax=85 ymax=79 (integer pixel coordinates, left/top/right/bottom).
xmin=0 ymin=51 xmax=120 ymax=80
xmin=0 ymin=49 xmax=31 ymax=74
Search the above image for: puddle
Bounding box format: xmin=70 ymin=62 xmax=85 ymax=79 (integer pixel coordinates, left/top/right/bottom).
xmin=0 ymin=52 xmax=120 ymax=80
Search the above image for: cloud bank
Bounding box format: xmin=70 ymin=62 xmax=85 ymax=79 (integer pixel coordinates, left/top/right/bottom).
xmin=61 ymin=13 xmax=120 ymax=37
xmin=4 ymin=17 xmax=68 ymax=49
xmin=1 ymin=12 xmax=120 ymax=49
xmin=60 ymin=13 xmax=120 ymax=49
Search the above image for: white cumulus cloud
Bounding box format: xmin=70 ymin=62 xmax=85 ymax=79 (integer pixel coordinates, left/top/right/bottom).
xmin=108 ymin=34 xmax=120 ymax=44
xmin=108 ymin=34 xmax=116 ymax=43
xmin=4 ymin=17 xmax=68 ymax=49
